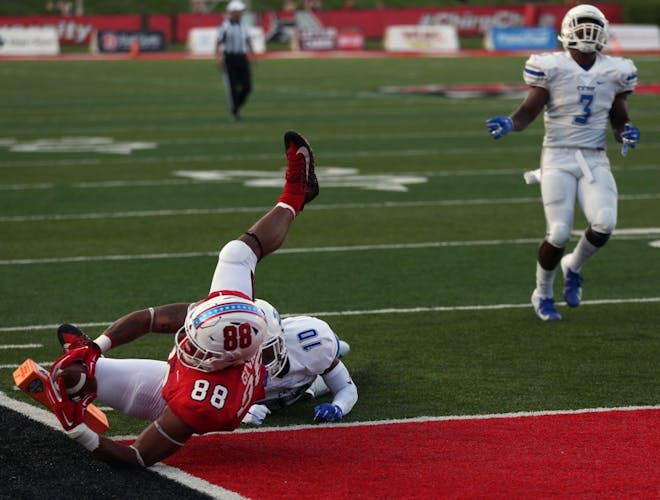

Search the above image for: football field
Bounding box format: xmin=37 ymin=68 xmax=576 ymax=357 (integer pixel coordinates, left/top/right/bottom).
xmin=0 ymin=53 xmax=659 ymax=496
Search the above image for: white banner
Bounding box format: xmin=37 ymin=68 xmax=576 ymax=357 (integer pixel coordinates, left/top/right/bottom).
xmin=188 ymin=26 xmax=265 ymax=55
xmin=0 ymin=27 xmax=60 ymax=55
xmin=606 ymin=24 xmax=660 ymax=52
xmin=384 ymin=25 xmax=458 ymax=53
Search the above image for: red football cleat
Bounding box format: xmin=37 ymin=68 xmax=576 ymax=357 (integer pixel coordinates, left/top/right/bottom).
xmin=278 ymin=131 xmax=319 ymax=214
xmin=57 ymin=323 xmax=92 ymax=353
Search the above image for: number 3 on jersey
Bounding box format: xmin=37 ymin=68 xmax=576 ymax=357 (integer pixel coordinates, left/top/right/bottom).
xmin=574 ymin=94 xmax=593 ymax=125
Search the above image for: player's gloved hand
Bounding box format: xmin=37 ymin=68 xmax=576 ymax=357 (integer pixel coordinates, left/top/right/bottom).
xmin=313 ymin=403 xmax=343 ymax=423
xmin=621 ymin=123 xmax=640 ymax=156
xmin=51 ymin=342 xmax=102 ymax=381
xmin=241 ymin=404 xmax=271 ymax=425
xmin=486 ymin=116 xmax=513 ymax=139
xmin=45 ymin=374 xmax=96 ymax=431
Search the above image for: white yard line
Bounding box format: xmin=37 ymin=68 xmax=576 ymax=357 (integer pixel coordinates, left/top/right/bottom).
xmin=1 ymin=230 xmax=659 ymax=266
xmin=2 ymin=194 xmax=659 ymax=223
xmin=1 ymin=296 xmax=658 ymax=335
xmin=0 ymin=343 xmax=42 ymax=349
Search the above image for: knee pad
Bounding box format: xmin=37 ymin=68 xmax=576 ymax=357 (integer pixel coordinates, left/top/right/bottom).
xmin=218 ymin=240 xmax=255 ymax=266
xmin=547 ymin=222 xmax=571 ymax=248
xmin=591 ymin=208 xmax=616 ymax=235
xmin=586 ymin=225 xmax=611 ymax=247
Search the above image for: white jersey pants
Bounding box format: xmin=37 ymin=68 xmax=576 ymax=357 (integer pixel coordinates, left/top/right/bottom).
xmin=540 ymin=147 xmax=618 ymax=247
xmin=95 ymin=357 xmax=168 ymax=421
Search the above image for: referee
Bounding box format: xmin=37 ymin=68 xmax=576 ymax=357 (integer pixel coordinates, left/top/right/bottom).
xmin=215 ymin=0 xmax=255 ymax=121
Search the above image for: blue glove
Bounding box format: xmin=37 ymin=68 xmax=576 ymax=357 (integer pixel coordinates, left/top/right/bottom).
xmin=313 ymin=403 xmax=343 ymax=423
xmin=621 ymin=123 xmax=640 ymax=156
xmin=486 ymin=116 xmax=513 ymax=139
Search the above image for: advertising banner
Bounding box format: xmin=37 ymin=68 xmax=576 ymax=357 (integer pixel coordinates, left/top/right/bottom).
xmin=607 ymin=24 xmax=660 ymax=52
xmin=298 ymin=28 xmax=338 ymax=51
xmin=0 ymin=15 xmax=140 ymax=44
xmin=384 ymin=25 xmax=458 ymax=53
xmin=95 ymin=30 xmax=166 ymax=53
xmin=485 ymin=26 xmax=557 ymax=51
xmin=310 ymin=4 xmax=622 ymax=38
xmin=0 ymin=27 xmax=59 ymax=55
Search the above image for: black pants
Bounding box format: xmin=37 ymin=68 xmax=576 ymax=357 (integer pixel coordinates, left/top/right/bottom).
xmin=223 ymin=53 xmax=252 ymax=116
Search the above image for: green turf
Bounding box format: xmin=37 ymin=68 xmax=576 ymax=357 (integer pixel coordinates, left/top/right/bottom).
xmin=1 ymin=54 xmax=658 ymax=436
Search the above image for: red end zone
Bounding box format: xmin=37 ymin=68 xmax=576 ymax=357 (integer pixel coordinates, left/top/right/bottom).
xmin=160 ymin=408 xmax=659 ymax=498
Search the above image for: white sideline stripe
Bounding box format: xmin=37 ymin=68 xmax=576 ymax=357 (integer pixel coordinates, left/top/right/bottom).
xmin=0 ymin=392 xmax=245 ymax=500
xmin=220 ymin=404 xmax=660 ymax=434
xmin=0 ymin=390 xmax=61 ymax=431
xmin=1 ymin=297 xmax=659 ymax=334
xmin=0 ymin=343 xmax=42 ymax=349
xmin=151 ymin=464 xmax=247 ymax=500
xmin=1 ymin=193 xmax=659 ymax=223
xmin=1 ymin=229 xmax=659 ymax=266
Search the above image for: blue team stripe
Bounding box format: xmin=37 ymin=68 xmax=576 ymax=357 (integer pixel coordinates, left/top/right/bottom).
xmin=627 ymin=73 xmax=637 ymax=82
xmin=524 ymin=67 xmax=545 ymax=77
xmin=193 ymin=303 xmax=261 ymax=328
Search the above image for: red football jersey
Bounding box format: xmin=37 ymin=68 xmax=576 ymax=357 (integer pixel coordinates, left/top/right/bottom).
xmin=162 ymin=354 xmax=265 ymax=434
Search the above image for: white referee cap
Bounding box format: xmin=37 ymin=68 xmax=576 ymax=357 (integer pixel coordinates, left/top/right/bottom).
xmin=227 ymin=0 xmax=246 ymax=11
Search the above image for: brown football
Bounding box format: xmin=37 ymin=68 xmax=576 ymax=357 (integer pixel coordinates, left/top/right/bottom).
xmin=57 ymin=361 xmax=97 ymax=399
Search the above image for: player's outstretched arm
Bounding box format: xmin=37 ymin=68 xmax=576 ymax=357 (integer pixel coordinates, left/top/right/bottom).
xmin=486 ymin=87 xmax=548 ymax=139
xmin=92 ymin=303 xmax=190 ymax=353
xmin=69 ymin=406 xmax=194 ymax=468
xmin=314 ymin=360 xmax=358 ymax=423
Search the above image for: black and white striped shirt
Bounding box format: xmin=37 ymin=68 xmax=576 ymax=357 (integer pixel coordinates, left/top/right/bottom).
xmin=217 ymin=20 xmax=250 ymax=55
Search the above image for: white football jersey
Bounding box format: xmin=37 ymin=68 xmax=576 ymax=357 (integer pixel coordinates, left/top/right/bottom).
xmin=259 ymin=315 xmax=340 ymax=408
xmin=523 ymin=51 xmax=637 ymax=149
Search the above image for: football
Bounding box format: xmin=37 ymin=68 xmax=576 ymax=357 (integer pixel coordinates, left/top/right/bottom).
xmin=56 ymin=361 xmax=97 ymax=400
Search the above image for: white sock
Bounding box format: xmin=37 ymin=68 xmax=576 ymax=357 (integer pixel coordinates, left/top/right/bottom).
xmin=568 ymin=235 xmax=600 ymax=273
xmin=535 ymin=263 xmax=557 ymax=298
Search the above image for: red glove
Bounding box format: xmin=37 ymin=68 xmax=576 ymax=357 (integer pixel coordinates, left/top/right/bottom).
xmin=47 ymin=345 xmax=101 ymax=430
xmin=45 ymin=377 xmax=95 ymax=430
xmin=51 ymin=342 xmax=102 ymax=380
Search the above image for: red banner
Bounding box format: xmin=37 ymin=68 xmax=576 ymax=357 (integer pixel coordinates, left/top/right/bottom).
xmin=175 ymin=13 xmax=225 ymax=45
xmin=310 ymin=4 xmax=623 ymax=38
xmin=173 ymin=3 xmax=622 ymax=43
xmin=148 ymin=14 xmax=173 ymax=43
xmin=0 ymin=4 xmax=624 ymax=45
xmin=0 ymin=15 xmax=140 ymax=44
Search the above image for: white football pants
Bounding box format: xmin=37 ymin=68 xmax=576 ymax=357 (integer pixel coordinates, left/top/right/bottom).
xmin=95 ymin=357 xmax=168 ymax=421
xmin=540 ymin=147 xmax=618 ymax=247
